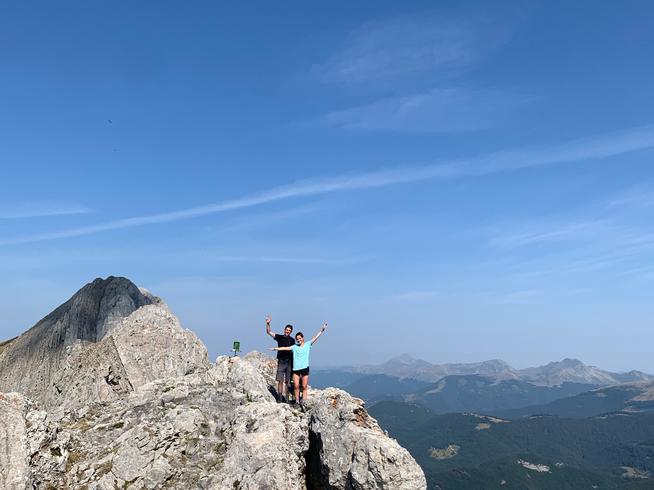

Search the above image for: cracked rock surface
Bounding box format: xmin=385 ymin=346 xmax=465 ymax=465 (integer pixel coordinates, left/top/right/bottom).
xmin=0 ymin=277 xmax=426 ymax=489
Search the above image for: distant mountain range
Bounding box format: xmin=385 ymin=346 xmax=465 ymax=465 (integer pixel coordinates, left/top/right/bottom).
xmin=311 ymin=355 xmax=654 ymax=417
xmin=310 ymin=355 xmax=654 ymax=487
xmin=344 ymin=354 xmax=653 ymax=387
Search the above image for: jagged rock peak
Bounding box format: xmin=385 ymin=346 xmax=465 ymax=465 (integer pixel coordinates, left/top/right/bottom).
xmin=0 ymin=276 xmax=207 ymax=413
xmin=22 ymin=276 xmax=156 ymax=346
xmin=558 ymin=358 xmax=584 ymax=366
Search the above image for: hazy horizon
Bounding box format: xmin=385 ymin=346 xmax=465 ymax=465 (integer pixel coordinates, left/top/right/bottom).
xmin=1 ymin=2 xmax=653 ymax=372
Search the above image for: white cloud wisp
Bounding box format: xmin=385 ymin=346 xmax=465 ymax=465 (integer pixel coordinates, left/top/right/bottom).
xmin=2 ymin=124 xmax=654 ymax=247
xmin=0 ymin=201 xmax=92 ymax=220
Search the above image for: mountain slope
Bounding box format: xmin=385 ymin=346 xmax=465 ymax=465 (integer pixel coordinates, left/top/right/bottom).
xmin=495 ymin=381 xmax=654 ymax=419
xmin=0 ymin=277 xmax=155 ymax=404
xmin=370 ymin=400 xmax=654 ymax=489
xmin=410 ymin=375 xmax=599 ymax=414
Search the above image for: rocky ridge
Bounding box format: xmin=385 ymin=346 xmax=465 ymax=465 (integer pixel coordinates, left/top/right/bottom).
xmin=0 ymin=277 xmax=426 ymax=489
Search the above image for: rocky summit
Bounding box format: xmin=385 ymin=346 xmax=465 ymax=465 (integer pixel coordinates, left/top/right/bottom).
xmin=0 ymin=277 xmax=426 ymax=490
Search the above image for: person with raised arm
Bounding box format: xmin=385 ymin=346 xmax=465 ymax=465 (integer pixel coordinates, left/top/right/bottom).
xmin=271 ymin=322 xmax=327 ymax=409
xmin=265 ymin=315 xmax=295 ymax=402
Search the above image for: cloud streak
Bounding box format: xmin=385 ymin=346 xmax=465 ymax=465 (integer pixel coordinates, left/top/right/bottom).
xmin=2 ymin=124 xmax=654 ymax=246
xmin=489 ymin=220 xmax=609 ymax=249
xmin=206 ymin=255 xmax=344 ymax=265
xmin=322 ymin=87 xmax=535 ymax=132
xmin=607 ymin=187 xmax=654 ymax=209
xmin=0 ymin=201 xmax=92 ymax=220
xmin=394 ymin=290 xmax=440 ymax=301
xmin=315 ymin=14 xmax=512 ymax=84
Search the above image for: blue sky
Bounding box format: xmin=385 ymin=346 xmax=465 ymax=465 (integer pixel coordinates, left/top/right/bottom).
xmin=1 ymin=1 xmax=653 ymax=371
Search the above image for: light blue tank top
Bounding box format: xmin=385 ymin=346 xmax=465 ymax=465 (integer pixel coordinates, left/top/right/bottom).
xmin=291 ymin=342 xmax=312 ymax=370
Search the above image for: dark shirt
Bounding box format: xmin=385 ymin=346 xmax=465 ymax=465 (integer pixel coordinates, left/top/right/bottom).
xmin=274 ymin=334 xmax=295 ymax=360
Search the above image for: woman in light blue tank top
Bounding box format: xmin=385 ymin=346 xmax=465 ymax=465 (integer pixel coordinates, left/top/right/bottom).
xmin=271 ymin=322 xmax=327 ymax=407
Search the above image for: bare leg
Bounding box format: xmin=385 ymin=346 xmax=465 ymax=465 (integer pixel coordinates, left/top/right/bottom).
xmin=293 ymin=373 xmax=300 ymax=402
xmin=302 ymin=375 xmax=309 ymax=402
xmin=277 ymin=380 xmax=284 ymax=398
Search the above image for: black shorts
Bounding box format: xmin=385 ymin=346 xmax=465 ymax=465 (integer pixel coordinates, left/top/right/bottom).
xmin=293 ymin=367 xmax=310 ymax=376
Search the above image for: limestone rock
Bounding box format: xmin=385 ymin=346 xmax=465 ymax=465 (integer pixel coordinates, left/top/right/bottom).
xmin=112 ymin=304 xmax=210 ymax=388
xmin=0 ymin=277 xmax=153 ymax=405
xmin=0 ymin=277 xmax=426 ymax=490
xmin=307 ymin=388 xmax=427 ymax=490
xmin=0 ymin=393 xmax=30 ymax=490
xmin=19 ymin=371 xmax=309 ymax=489
xmin=210 ymin=355 xmax=275 ymax=402
xmin=243 ymin=350 xmax=278 ymax=387
xmin=47 ymin=336 xmax=133 ymax=417
xmin=0 ymin=278 xmax=209 ymax=414
xmin=211 ymin=402 xmax=309 ymax=490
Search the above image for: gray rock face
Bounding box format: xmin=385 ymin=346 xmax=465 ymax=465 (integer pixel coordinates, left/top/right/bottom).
xmin=0 ymin=277 xmax=425 ymax=490
xmin=210 ymin=354 xmax=275 ymax=403
xmin=19 ymin=371 xmax=309 ymax=489
xmin=0 ymin=393 xmax=31 ymax=490
xmin=307 ymin=388 xmax=427 ymax=490
xmin=111 ymin=304 xmax=210 ymax=389
xmin=0 ymin=277 xmax=154 ymax=404
xmin=0 ymin=278 xmax=209 ymax=414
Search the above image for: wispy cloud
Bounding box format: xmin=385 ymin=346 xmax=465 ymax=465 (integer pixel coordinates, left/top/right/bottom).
xmin=484 ymin=287 xmax=595 ymax=305
xmin=206 ymin=255 xmax=343 ymax=265
xmin=607 ymin=187 xmax=654 ymax=209
xmin=0 ymin=201 xmax=92 ymax=219
xmin=313 ymin=13 xmax=524 ymax=132
xmin=315 ymin=14 xmax=511 ymax=84
xmin=394 ymin=290 xmax=440 ymax=301
xmin=485 ymin=219 xmax=654 ymax=282
xmin=489 ymin=220 xmax=609 ymax=249
xmin=2 ymin=124 xmax=654 ymax=247
xmin=322 ymin=87 xmax=535 ymax=132
xmin=486 ymin=289 xmax=542 ymax=305
xmin=217 ymin=203 xmax=330 ymax=233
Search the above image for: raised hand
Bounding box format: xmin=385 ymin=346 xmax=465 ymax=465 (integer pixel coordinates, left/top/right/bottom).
xmin=265 ymin=315 xmax=272 ymax=325
xmin=321 ymin=322 xmax=328 ymax=332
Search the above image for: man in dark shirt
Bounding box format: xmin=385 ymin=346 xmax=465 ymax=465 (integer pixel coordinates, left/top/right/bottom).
xmin=266 ymin=316 xmax=294 ymax=402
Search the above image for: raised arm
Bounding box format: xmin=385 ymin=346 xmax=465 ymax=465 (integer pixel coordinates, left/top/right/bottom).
xmin=270 ymin=346 xmax=293 ymax=351
xmin=265 ymin=315 xmax=276 ymax=339
xmin=311 ymin=322 xmax=328 ymax=344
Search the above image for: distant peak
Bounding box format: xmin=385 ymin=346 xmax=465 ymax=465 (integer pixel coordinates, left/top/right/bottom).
xmin=483 ymin=359 xmax=512 ymax=367
xmin=560 ymin=358 xmax=584 ymax=366
xmin=389 ymin=353 xmax=417 ymax=363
